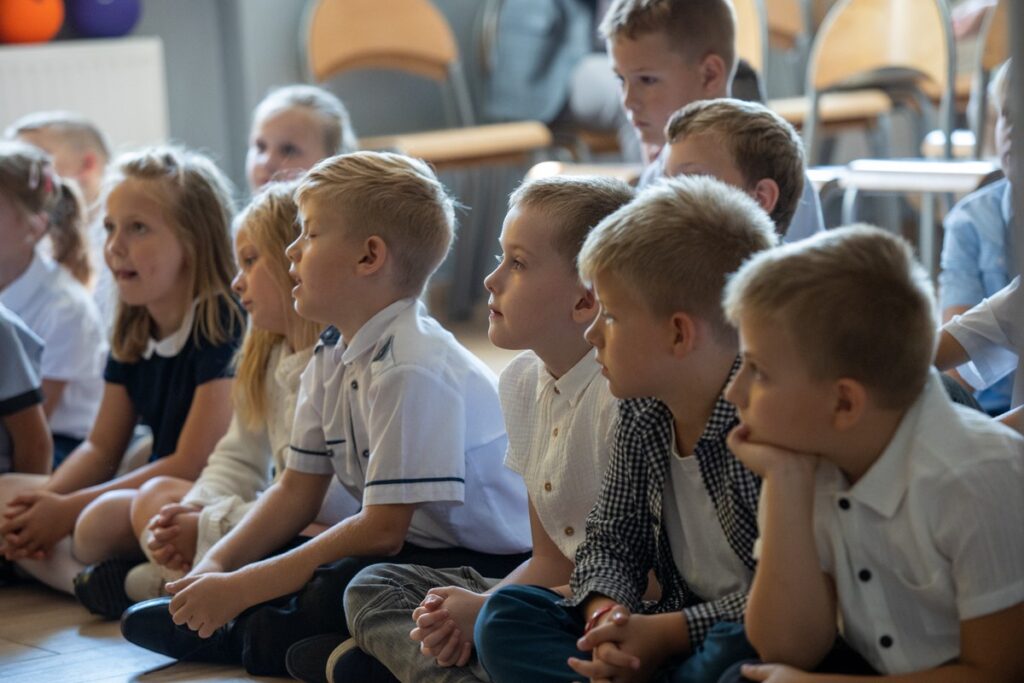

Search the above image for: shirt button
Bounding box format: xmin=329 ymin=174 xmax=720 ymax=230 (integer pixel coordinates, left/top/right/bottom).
xmin=362 ymin=449 xmax=369 ymax=458
xmin=326 ymin=448 xmax=334 ymax=457
xmin=879 ymin=635 xmax=893 ymax=648
xmin=544 ymin=482 xmax=552 ymax=492
xmin=858 ymin=569 xmax=872 ymax=582
xmin=838 ymin=498 xmax=851 ymax=510
xmin=552 ymin=427 xmax=559 ymax=437
xmin=351 ymin=380 xmax=359 ymax=390
xmin=564 ymin=526 xmax=574 ymax=536
xmin=553 ymin=386 xmax=561 ymax=395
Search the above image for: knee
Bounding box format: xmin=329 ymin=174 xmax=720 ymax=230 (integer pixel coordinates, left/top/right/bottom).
xmin=475 ymin=585 xmax=553 ymax=670
xmin=131 ymin=476 xmax=189 ymax=533
xmin=74 ymin=491 xmax=133 ymax=563
xmin=343 ymin=563 xmax=412 ymax=635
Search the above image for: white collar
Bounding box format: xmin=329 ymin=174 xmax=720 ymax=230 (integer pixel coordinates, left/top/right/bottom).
xmin=142 ymin=298 xmax=200 ymax=359
xmin=339 ymin=298 xmax=418 ymax=365
xmin=535 ymin=350 xmax=603 ymax=407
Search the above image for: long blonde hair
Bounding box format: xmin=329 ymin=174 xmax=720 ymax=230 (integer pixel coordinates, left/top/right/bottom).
xmin=106 ymin=146 xmax=243 ymax=362
xmin=0 ymin=140 xmax=91 ymax=285
xmin=232 ymin=182 xmax=320 ymax=429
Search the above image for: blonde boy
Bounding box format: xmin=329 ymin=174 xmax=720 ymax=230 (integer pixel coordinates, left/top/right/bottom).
xmin=475 ymin=175 xmax=777 ymax=682
xmin=328 ymin=176 xmax=634 ymax=683
xmin=722 ymin=226 xmax=1024 ymax=682
xmin=665 ymin=98 xmax=806 ymax=239
xmin=120 ymin=152 xmax=531 ymax=677
xmin=600 ymin=0 xmax=824 ymax=240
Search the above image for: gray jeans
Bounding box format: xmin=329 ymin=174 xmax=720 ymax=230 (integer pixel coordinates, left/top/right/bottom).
xmin=345 ymin=563 xmax=500 ymax=683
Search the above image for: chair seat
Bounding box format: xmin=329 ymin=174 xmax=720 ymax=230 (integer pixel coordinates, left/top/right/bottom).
xmin=770 ymin=89 xmax=892 ymax=128
xmin=839 ymin=158 xmax=998 ymax=194
xmin=360 ymin=121 xmax=552 ymax=168
xmin=920 ymin=129 xmax=977 ymax=159
xmin=525 ymin=161 xmax=642 ymax=184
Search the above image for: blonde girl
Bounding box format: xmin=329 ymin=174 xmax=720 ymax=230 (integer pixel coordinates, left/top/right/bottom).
xmin=246 ymin=84 xmax=357 ymax=192
xmin=0 ymin=146 xmax=244 ymax=602
xmin=0 ymin=140 xmax=106 ymax=465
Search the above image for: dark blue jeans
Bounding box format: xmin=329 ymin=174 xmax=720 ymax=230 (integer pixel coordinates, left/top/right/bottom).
xmin=475 ymin=584 xmax=756 ymax=683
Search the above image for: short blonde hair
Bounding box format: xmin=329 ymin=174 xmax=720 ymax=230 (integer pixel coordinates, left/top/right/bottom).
xmin=723 ymin=225 xmax=936 ymax=409
xmin=579 ymin=175 xmax=777 ymax=341
xmin=667 ymin=98 xmax=805 ymax=233
xmin=989 ymin=58 xmax=1013 ymax=113
xmin=106 ymin=146 xmax=243 ymax=362
xmin=254 ymin=85 xmax=358 ymax=156
xmin=509 ymin=176 xmax=635 ymax=267
xmin=295 ymin=151 xmax=455 ymax=294
xmin=599 ymin=0 xmax=737 ymax=77
xmin=5 ymin=110 xmax=110 ymax=162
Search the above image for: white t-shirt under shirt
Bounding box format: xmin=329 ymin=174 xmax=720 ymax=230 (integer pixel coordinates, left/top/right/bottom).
xmin=500 ymin=350 xmax=618 ymax=561
xmin=286 ymin=298 xmax=530 ymax=555
xmin=0 ymin=250 xmax=106 ymax=439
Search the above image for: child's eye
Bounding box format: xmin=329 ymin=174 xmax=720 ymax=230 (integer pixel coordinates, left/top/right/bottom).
xmin=102 ymin=221 xmax=114 ymax=233
xmin=253 ymin=140 xmax=267 ymax=153
xmin=639 ymin=75 xmax=659 ymax=86
xmin=282 ymin=144 xmax=300 ymax=157
xmin=509 ymin=258 xmax=525 ymax=271
xmin=243 ymin=256 xmax=257 ymax=267
xmin=131 ymin=221 xmax=147 ymax=234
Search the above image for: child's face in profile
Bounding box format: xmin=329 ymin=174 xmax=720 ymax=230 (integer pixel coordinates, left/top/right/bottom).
xmin=584 ymin=270 xmax=673 ymax=399
xmin=484 ymin=205 xmax=589 ymax=353
xmin=608 ymin=31 xmax=710 ymax=148
xmin=725 ymin=313 xmax=835 ymax=453
xmin=246 ymin=106 xmax=330 ymax=191
xmin=232 ymin=225 xmax=290 ymax=337
xmin=286 ymin=197 xmax=359 ymax=325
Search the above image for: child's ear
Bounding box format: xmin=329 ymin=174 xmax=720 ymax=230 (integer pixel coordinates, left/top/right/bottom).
xmin=572 ymin=286 xmax=598 ymax=324
xmin=668 ymin=311 xmax=698 ymax=357
xmin=832 ymin=378 xmax=867 ymax=431
xmin=26 ymin=211 xmax=48 ymax=242
xmin=750 ymin=178 xmax=780 ymax=217
xmin=80 ymin=151 xmax=100 ymax=176
xmin=698 ymin=52 xmax=729 ymax=96
xmin=356 ymin=236 xmax=389 ymax=275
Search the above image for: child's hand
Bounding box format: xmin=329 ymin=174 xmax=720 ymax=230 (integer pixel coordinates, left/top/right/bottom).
xmin=570 ymin=609 xmax=671 ymax=683
xmin=409 ymin=589 xmax=475 ymax=667
xmin=421 ymin=587 xmax=485 ymax=666
xmin=740 ymin=663 xmax=814 ymax=682
xmin=166 ymin=571 xmax=251 ymax=638
xmin=727 ymin=426 xmax=817 ymax=480
xmin=148 ymin=504 xmax=201 ymax=571
xmin=0 ymin=491 xmax=76 ymax=560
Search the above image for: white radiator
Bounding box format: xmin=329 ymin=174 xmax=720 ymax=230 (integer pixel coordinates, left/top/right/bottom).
xmin=0 ymin=37 xmax=168 ymax=154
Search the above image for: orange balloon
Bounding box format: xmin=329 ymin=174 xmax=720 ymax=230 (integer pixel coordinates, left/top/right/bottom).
xmin=0 ymin=0 xmax=65 ymax=44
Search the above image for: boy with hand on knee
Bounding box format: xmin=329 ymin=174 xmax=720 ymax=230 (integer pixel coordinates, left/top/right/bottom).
xmin=120 ymin=152 xmax=531 ymax=677
xmin=475 ymin=175 xmax=778 ymax=683
xmin=333 ymin=176 xmax=634 ymax=683
xmin=722 ymin=226 xmax=1024 ymax=682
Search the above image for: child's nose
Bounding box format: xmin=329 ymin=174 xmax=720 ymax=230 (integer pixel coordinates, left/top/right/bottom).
xmin=584 ymin=319 xmax=601 ymax=347
xmin=232 ymin=270 xmax=245 ymax=294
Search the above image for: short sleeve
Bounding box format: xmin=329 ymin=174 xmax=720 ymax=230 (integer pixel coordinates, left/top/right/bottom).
xmin=939 ymin=210 xmax=985 ymax=310
xmin=362 ymin=366 xmax=465 ymax=505
xmin=285 ymin=354 xmax=333 ymax=475
xmin=0 ymin=318 xmax=43 ymax=417
xmin=948 ymin=278 xmax=1022 ymax=389
xmin=192 ymin=337 xmax=240 ymax=386
xmin=104 ymin=353 xmax=128 ymax=385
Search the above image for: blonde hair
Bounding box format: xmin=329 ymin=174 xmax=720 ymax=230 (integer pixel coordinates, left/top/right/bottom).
xmin=723 ymin=225 xmax=936 ymax=409
xmin=106 ymin=146 xmax=243 ymax=362
xmin=4 ymin=110 xmax=111 ymax=162
xmin=254 ymin=85 xmax=358 ymax=156
xmin=0 ymin=140 xmax=91 ymax=285
xmin=232 ymin=182 xmax=320 ymax=429
xmin=295 ymin=151 xmax=455 ymax=294
xmin=989 ymin=58 xmax=1013 ymax=113
xmin=578 ymin=175 xmax=777 ymax=342
xmin=509 ymin=176 xmax=635 ymax=267
xmin=599 ymin=0 xmax=737 ymax=77
xmin=667 ymin=98 xmax=805 ymax=233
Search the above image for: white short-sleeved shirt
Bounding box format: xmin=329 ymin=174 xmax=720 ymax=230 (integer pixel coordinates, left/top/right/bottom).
xmin=286 ymin=298 xmax=530 ymax=554
xmin=946 ymin=276 xmax=1023 ymax=407
xmin=811 ymin=372 xmax=1024 ymax=674
xmin=500 ymin=350 xmax=617 ymax=560
xmin=0 ymin=304 xmax=45 ymax=473
xmin=0 ymin=250 xmax=106 ymax=439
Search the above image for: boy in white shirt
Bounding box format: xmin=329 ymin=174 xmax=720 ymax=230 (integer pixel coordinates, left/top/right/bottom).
xmin=120 ymin=152 xmax=532 ymax=676
xmin=721 ymin=226 xmax=1024 ymax=682
xmin=323 ymin=176 xmax=633 ymax=683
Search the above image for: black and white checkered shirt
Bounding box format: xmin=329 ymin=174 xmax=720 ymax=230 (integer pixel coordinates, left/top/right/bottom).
xmin=567 ymin=359 xmax=762 ymax=646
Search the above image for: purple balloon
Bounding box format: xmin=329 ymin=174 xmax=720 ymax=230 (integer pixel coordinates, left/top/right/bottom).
xmin=67 ymin=0 xmax=141 ymax=38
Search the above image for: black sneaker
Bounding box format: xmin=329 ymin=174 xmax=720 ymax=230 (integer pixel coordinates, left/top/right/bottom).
xmin=121 ymin=597 xmax=237 ymax=663
xmin=73 ymin=558 xmax=138 ymax=619
xmin=326 ymin=638 xmax=398 ymax=683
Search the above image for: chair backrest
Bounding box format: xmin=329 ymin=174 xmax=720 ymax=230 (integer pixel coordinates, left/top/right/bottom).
xmin=765 ymin=0 xmax=805 ymax=51
xmin=732 ymin=0 xmax=767 ymax=75
xmin=808 ymin=0 xmax=952 ymax=95
xmin=307 ymin=0 xmax=457 ymax=83
xmin=979 ymin=0 xmax=1008 ymax=72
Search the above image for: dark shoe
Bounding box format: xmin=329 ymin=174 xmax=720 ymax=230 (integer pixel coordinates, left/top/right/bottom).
xmin=286 ymin=633 xmax=342 ymax=683
xmin=73 ymin=558 xmax=138 ymax=619
xmin=326 ymin=638 xmax=398 ymax=683
xmin=120 ymin=597 xmax=237 ymax=664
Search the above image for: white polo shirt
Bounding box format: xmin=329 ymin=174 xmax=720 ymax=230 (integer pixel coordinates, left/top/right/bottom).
xmin=500 ymin=350 xmax=617 ymax=561
xmin=947 ymin=276 xmax=1022 ymax=407
xmin=0 ymin=250 xmax=106 ymax=439
xmin=286 ymin=298 xmax=530 ymax=554
xmin=811 ymin=371 xmax=1024 ymax=674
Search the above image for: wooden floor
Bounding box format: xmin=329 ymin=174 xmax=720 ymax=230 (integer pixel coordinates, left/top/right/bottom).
xmin=0 ymin=310 xmax=517 ymax=681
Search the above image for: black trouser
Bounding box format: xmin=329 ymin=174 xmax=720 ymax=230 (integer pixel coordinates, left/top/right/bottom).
xmin=230 ymin=541 xmax=530 ymax=676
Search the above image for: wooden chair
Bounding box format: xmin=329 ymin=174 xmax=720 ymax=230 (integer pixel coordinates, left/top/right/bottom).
xmin=768 ymin=0 xmax=955 ymax=164
xmin=305 ymin=0 xmax=552 ymax=170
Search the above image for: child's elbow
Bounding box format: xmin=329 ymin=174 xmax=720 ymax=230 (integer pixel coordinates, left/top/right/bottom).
xmin=748 ymin=624 xmax=834 ymax=671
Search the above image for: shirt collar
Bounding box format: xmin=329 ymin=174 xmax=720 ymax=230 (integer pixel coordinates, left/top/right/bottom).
xmin=142 ymin=298 xmax=200 ymax=359
xmin=1 ymin=250 xmax=52 ymax=311
xmin=846 ymin=371 xmax=948 ymax=518
xmin=535 ymin=350 xmax=603 ymax=406
xmin=340 ymin=297 xmax=418 ymax=365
